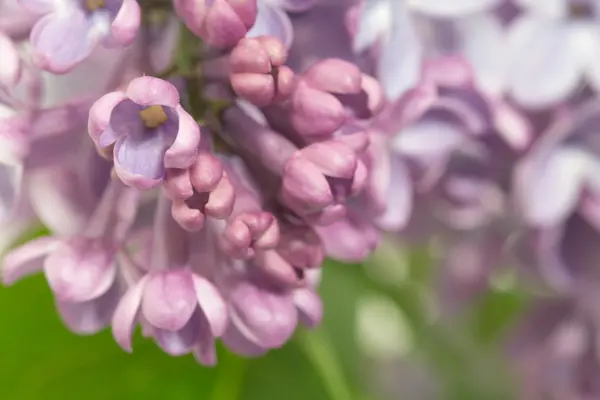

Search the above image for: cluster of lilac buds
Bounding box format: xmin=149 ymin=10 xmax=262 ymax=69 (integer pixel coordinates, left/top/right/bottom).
xmin=3 ymin=0 xmax=600 ymax=393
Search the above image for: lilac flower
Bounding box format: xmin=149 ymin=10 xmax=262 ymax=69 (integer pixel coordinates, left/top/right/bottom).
xmin=2 ymin=178 xmax=139 ymax=333
xmin=88 ymin=76 xmax=201 ymax=190
xmin=515 ymin=99 xmax=600 ymax=228
xmin=350 ymin=0 xmax=505 ymax=99
xmin=510 ymin=292 xmax=600 ymax=399
xmin=174 ymin=0 xmax=257 ymax=49
xmin=505 ymin=0 xmax=600 ymax=108
xmin=368 ymin=56 xmax=530 ymax=232
xmin=19 ymin=0 xmax=141 ymax=74
xmin=220 ymin=268 xmax=322 ymax=357
xmin=247 ymin=0 xmax=315 ymax=48
xmin=111 ymin=197 xmax=227 ymax=363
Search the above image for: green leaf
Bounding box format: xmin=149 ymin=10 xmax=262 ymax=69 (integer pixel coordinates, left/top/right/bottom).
xmin=296 ymin=328 xmax=355 ymax=400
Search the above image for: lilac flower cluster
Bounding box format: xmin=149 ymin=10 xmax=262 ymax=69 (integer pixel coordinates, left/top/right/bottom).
xmin=0 ymin=0 xmax=599 ymax=391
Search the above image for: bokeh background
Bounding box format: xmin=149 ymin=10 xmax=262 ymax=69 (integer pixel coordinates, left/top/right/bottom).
xmin=0 ymin=228 xmax=526 ymax=400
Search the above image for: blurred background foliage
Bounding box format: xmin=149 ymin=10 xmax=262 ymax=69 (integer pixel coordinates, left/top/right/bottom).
xmin=0 ymin=228 xmax=528 ymax=399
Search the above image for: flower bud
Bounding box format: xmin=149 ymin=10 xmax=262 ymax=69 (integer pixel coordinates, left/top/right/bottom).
xmin=174 ymin=0 xmax=257 ymax=49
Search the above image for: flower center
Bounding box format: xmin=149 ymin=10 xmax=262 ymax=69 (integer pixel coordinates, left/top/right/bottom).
xmin=85 ymin=0 xmax=105 ymax=11
xmin=139 ymin=105 xmax=169 ymax=129
xmin=569 ymin=2 xmax=594 ymax=19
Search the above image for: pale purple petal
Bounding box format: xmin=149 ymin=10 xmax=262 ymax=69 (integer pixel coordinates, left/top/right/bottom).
xmin=141 ymin=270 xmax=197 ymax=331
xmin=57 ymin=280 xmax=121 ymax=334
xmin=154 ymin=312 xmax=201 ymax=356
xmin=516 ymin=147 xmax=589 ymax=226
xmin=505 ymin=16 xmax=582 ymax=108
xmin=108 ymin=0 xmax=141 ymax=46
xmin=163 ymin=106 xmax=201 ymax=170
xmin=246 ymin=1 xmax=293 ymax=48
xmin=192 ymin=274 xmax=228 ymax=337
xmin=222 ymin=323 xmax=269 ymax=357
xmin=27 ymin=164 xmax=97 ymax=236
xmin=30 ymin=12 xmax=97 ymax=74
xmin=1 ymin=237 xmax=60 ymax=285
xmin=125 ymin=76 xmax=180 ymax=108
xmin=374 ymin=156 xmax=413 ymax=231
xmin=391 ymin=120 xmax=466 ymax=162
xmin=41 ymin=46 xmax=127 ymax=108
xmin=293 ymin=288 xmax=323 ymax=328
xmin=316 ymin=216 xmax=379 ymax=262
xmin=193 ymin=314 xmax=218 ymax=366
xmin=410 ymin=0 xmax=502 ymax=17
xmin=378 ymin=1 xmax=422 ymax=100
xmin=450 ymin=14 xmax=506 ymax=95
xmin=113 ymin=111 xmax=178 ymax=187
xmin=100 ymin=98 xmax=143 ymax=147
xmin=43 ymin=238 xmax=117 ymax=302
xmin=111 ymin=275 xmax=149 ymax=352
xmin=229 ymin=280 xmax=298 ymax=348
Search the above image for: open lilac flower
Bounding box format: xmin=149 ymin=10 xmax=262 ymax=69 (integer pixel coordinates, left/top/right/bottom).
xmin=2 ymin=178 xmax=139 ymax=334
xmin=220 ymin=268 xmax=322 ymax=357
xmin=19 ymin=0 xmax=141 ymax=73
xmin=88 ymin=76 xmax=201 ymax=190
xmin=111 ymin=198 xmax=228 ymax=363
xmin=515 ymin=99 xmax=600 ymax=228
xmin=505 ymin=0 xmax=600 ymax=108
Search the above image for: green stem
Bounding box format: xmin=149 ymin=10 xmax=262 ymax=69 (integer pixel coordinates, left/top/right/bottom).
xmin=296 ymin=329 xmax=355 ymax=400
xmin=210 ymin=349 xmax=248 ymax=400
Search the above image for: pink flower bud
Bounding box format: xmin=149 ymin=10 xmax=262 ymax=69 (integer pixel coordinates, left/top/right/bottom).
xmin=174 ymin=0 xmax=257 ymax=49
xmin=230 ymin=36 xmax=295 ymax=106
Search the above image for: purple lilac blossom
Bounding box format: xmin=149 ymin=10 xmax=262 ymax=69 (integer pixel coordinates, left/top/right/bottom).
xmin=4 ymin=1 xmax=600 ymax=393
xmin=19 ymin=0 xmax=141 ymax=73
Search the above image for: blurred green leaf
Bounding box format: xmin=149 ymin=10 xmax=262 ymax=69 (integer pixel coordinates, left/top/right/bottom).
xmin=0 ymin=266 xmax=360 ymax=400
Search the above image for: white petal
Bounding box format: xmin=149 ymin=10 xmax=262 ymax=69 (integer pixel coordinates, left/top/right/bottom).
xmin=408 ymin=0 xmax=502 ymax=17
xmin=378 ymin=1 xmax=422 ymax=100
xmin=505 ymin=16 xmax=583 ymax=108
xmin=352 ymin=0 xmax=392 ymax=53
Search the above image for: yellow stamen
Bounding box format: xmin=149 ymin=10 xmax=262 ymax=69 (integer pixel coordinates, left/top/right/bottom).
xmin=139 ymin=105 xmax=168 ymax=129
xmin=86 ymin=0 xmax=105 ymax=11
